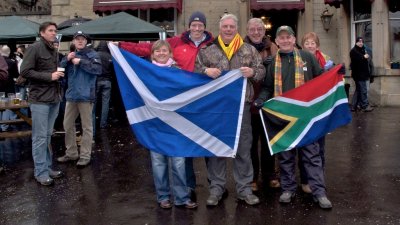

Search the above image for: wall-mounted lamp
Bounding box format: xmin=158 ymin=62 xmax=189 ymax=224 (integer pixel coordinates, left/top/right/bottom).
xmin=320 ymin=8 xmax=333 ymax=31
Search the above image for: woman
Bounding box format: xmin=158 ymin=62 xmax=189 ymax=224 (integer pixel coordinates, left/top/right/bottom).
xmin=300 ymin=32 xmax=333 ymax=194
xmin=148 ymin=40 xmax=198 ymax=209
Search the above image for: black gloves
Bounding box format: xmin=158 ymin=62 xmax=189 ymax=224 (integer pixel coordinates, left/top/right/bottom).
xmin=254 ymin=98 xmax=264 ymax=109
xmin=263 ymin=56 xmax=273 ymax=67
xmin=338 ymin=63 xmax=346 ymax=75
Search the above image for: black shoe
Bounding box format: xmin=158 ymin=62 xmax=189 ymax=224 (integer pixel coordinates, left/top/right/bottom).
xmin=362 ymin=105 xmax=374 ymax=112
xmin=49 ymin=170 xmax=63 ymax=179
xmin=35 ymin=177 xmax=54 ymax=186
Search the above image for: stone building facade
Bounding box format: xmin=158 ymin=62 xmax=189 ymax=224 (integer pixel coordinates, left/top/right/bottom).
xmin=1 ymin=0 xmax=399 ymax=106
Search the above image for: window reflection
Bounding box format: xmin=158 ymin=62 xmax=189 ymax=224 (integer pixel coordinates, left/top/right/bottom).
xmin=389 ymin=10 xmax=400 ymax=62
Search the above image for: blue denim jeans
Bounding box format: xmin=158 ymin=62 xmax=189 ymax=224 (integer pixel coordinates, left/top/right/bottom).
xmin=30 ymin=102 xmax=60 ymax=179
xmin=150 ymin=151 xmax=190 ymax=205
xmin=352 ymin=80 xmax=369 ymax=109
xmin=94 ymin=80 xmax=112 ymax=129
xmin=0 ymin=110 xmax=17 ymax=131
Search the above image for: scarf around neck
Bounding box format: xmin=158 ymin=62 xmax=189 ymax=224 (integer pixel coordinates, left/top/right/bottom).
xmin=274 ymin=49 xmax=305 ymax=96
xmin=218 ymin=33 xmax=244 ymax=60
xmin=152 ymin=58 xmax=175 ymax=67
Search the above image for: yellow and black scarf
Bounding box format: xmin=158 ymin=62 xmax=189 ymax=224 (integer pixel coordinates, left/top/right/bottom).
xmin=274 ymin=49 xmax=305 ymax=96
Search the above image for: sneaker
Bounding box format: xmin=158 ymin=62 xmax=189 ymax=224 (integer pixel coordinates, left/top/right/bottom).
xmin=184 ymin=200 xmax=198 ymax=209
xmin=49 ymin=170 xmax=63 ymax=179
xmin=313 ymin=196 xmax=333 ymax=209
xmin=57 ymin=155 xmax=79 ymax=163
xmin=76 ymin=158 xmax=91 ymax=168
xmin=301 ymin=184 xmax=312 ymax=194
xmin=238 ymin=194 xmax=260 ymax=205
xmin=35 ymin=176 xmax=54 ymax=186
xmin=159 ymin=200 xmax=172 ymax=209
xmin=251 ymin=182 xmax=259 ymax=191
xmin=362 ymin=105 xmax=374 ymax=112
xmin=279 ymin=191 xmax=296 ymax=203
xmin=206 ymin=194 xmax=221 ymax=206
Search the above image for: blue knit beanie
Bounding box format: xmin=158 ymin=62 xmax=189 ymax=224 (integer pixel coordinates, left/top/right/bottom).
xmin=189 ymin=11 xmax=206 ymax=27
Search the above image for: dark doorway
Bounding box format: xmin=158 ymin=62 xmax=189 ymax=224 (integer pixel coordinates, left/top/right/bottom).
xmin=251 ymin=9 xmax=298 ymax=41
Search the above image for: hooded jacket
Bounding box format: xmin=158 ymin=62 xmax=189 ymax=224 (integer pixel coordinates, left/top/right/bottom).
xmin=96 ymin=41 xmax=115 ymax=81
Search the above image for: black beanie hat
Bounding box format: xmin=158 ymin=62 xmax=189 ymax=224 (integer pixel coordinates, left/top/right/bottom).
xmin=189 ymin=11 xmax=206 ymax=27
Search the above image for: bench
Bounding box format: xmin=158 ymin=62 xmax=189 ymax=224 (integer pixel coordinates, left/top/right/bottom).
xmin=0 ymin=119 xmax=25 ymax=125
xmin=0 ymin=130 xmax=32 ymax=139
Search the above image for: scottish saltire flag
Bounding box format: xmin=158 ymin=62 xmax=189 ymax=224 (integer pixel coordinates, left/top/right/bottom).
xmin=108 ymin=43 xmax=246 ymax=157
xmin=260 ymin=64 xmax=352 ymax=155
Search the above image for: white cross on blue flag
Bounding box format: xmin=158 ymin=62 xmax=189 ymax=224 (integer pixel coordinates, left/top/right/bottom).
xmin=108 ymin=43 xmax=246 ymax=157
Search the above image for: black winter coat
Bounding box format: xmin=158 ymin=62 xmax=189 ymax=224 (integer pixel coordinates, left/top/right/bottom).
xmin=350 ymin=45 xmax=371 ymax=81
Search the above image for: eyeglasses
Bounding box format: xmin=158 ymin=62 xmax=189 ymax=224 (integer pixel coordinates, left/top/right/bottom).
xmin=248 ymin=28 xmax=265 ymax=34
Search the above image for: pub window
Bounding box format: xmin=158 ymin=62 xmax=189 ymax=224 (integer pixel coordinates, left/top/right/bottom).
xmin=389 ymin=1 xmax=400 ymax=64
xmin=351 ymin=0 xmax=372 ymax=54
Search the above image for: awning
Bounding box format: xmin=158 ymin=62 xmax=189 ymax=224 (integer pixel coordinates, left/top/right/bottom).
xmin=324 ymin=0 xmax=344 ymax=8
xmin=93 ymin=0 xmax=182 ymax=13
xmin=250 ymin=0 xmax=305 ymax=11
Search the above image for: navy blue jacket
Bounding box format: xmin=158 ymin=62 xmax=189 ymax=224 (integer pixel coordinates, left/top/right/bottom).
xmin=60 ymin=47 xmax=102 ymax=102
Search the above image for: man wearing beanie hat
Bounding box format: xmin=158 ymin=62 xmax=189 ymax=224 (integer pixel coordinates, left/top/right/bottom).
xmin=350 ymin=37 xmax=373 ymax=112
xmin=116 ymin=11 xmax=214 ymax=201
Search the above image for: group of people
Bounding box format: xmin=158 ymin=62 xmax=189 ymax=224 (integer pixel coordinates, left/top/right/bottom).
xmin=10 ymin=10 xmax=375 ymax=211
xmin=118 ymin=12 xmax=338 ymax=209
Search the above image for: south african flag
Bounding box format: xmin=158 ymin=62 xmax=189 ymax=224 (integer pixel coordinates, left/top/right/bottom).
xmin=260 ymin=64 xmax=352 ymax=155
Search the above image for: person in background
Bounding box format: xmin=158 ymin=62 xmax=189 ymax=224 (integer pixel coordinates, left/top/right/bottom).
xmin=116 ymin=11 xmax=214 ymax=200
xmin=0 ymin=52 xmax=7 ymax=81
xmin=93 ymin=41 xmax=114 ymax=138
xmin=349 ymin=37 xmax=373 ymax=112
xmin=0 ymin=45 xmax=19 ymax=132
xmin=21 ymin=21 xmax=64 ymax=186
xmin=195 ymin=14 xmax=264 ymax=206
xmin=255 ymin=25 xmax=333 ymax=209
xmin=244 ymin=18 xmax=280 ymax=192
xmin=299 ymin=31 xmax=334 ymax=194
xmin=15 ymin=45 xmax=27 ymax=100
xmin=57 ymin=31 xmax=101 ymax=168
xmin=147 ymin=40 xmax=198 ymax=209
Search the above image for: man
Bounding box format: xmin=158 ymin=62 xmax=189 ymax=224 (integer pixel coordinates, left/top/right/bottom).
xmin=350 ymin=37 xmax=373 ymax=112
xmin=244 ymin=18 xmax=280 ymax=191
xmin=93 ymin=41 xmax=115 ymax=132
xmin=255 ymin=26 xmax=333 ymax=209
xmin=118 ymin=11 xmax=214 ymax=198
xmin=57 ymin=31 xmax=102 ymax=168
xmin=0 ymin=45 xmax=19 ymax=132
xmin=21 ymin=21 xmax=64 ymax=186
xmin=195 ymin=14 xmax=265 ymax=206
xmin=0 ymin=53 xmax=7 ymax=81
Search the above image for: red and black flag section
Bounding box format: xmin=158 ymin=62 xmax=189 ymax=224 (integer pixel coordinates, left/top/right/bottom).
xmin=260 ymin=65 xmax=352 ymax=155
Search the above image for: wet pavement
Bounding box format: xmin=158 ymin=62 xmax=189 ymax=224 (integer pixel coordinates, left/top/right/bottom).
xmin=1 ymin=107 xmax=400 ymax=225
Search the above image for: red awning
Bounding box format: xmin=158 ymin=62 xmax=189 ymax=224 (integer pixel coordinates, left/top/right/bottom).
xmin=93 ymin=0 xmax=182 ymax=13
xmin=250 ymin=0 xmax=305 ymax=11
xmin=324 ymin=0 xmax=343 ymax=8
